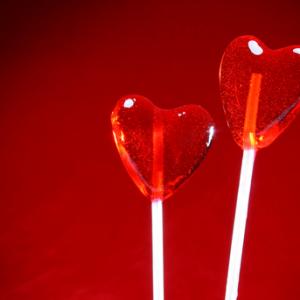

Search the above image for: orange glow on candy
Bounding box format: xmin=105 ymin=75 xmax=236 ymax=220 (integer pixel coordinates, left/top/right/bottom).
xmin=111 ymin=95 xmax=215 ymax=200
xmin=220 ymin=36 xmax=300 ymax=149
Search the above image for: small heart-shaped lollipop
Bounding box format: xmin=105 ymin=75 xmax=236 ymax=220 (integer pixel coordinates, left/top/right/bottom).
xmin=220 ymin=36 xmax=300 ymax=300
xmin=111 ymin=95 xmax=215 ymax=200
xmin=220 ymin=35 xmax=300 ymax=149
xmin=111 ymin=95 xmax=215 ymax=300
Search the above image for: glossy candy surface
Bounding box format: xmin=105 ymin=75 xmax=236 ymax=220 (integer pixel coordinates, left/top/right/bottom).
xmin=220 ymin=36 xmax=300 ymax=149
xmin=111 ymin=95 xmax=215 ymax=200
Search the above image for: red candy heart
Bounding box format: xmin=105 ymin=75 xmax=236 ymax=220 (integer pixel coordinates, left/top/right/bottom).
xmin=220 ymin=35 xmax=300 ymax=149
xmin=111 ymin=95 xmax=215 ymax=200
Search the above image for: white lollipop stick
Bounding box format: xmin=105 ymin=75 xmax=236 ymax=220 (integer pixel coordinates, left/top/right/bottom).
xmin=152 ymin=199 xmax=164 ymax=300
xmin=225 ymin=72 xmax=261 ymax=300
xmin=151 ymin=116 xmax=165 ymax=300
xmin=225 ymin=149 xmax=256 ymax=300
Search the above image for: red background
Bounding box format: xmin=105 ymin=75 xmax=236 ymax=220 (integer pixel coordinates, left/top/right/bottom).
xmin=1 ymin=1 xmax=300 ymax=299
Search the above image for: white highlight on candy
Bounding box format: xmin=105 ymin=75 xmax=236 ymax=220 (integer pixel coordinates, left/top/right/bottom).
xmin=124 ymin=98 xmax=135 ymax=108
xmin=225 ymin=149 xmax=256 ymax=300
xmin=207 ymin=126 xmax=215 ymax=147
xmin=248 ymin=40 xmax=263 ymax=56
xmin=293 ymin=48 xmax=300 ymax=54
xmin=152 ymin=199 xmax=164 ymax=300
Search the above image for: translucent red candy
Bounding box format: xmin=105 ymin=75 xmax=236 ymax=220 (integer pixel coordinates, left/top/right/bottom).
xmin=220 ymin=35 xmax=300 ymax=149
xmin=111 ymin=95 xmax=215 ymax=200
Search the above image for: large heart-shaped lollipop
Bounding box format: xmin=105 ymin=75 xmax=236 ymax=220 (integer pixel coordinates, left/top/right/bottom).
xmin=111 ymin=95 xmax=215 ymax=200
xmin=220 ymin=35 xmax=300 ymax=149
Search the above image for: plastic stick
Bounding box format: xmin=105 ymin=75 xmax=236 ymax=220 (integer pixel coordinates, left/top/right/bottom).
xmin=152 ymin=199 xmax=164 ymax=300
xmin=225 ymin=148 xmax=256 ymax=300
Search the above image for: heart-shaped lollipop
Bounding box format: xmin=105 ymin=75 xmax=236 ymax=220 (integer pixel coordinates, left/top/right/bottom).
xmin=111 ymin=95 xmax=215 ymax=300
xmin=111 ymin=95 xmax=215 ymax=200
xmin=220 ymin=36 xmax=300 ymax=300
xmin=220 ymin=35 xmax=300 ymax=149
